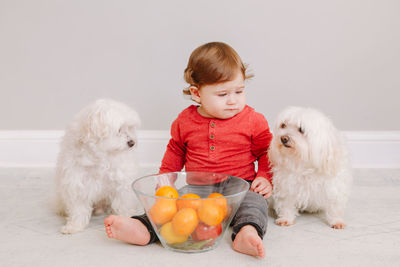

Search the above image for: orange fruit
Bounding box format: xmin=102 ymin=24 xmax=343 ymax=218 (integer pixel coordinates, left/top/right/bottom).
xmin=149 ymin=199 xmax=177 ymax=225
xmin=176 ymin=193 xmax=201 ymax=211
xmin=197 ymin=200 xmax=224 ymax=226
xmin=171 ymin=208 xmax=199 ymax=236
xmin=207 ymin=192 xmax=228 ymax=217
xmin=160 ymin=222 xmax=188 ymax=244
xmin=155 ymin=186 xmax=179 ymax=198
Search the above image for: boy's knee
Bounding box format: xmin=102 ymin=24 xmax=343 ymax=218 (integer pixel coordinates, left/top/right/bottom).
xmin=240 ymin=191 xmax=269 ymax=215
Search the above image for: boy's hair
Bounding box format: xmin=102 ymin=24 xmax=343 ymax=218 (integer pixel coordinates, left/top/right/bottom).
xmin=183 ymin=42 xmax=253 ymax=95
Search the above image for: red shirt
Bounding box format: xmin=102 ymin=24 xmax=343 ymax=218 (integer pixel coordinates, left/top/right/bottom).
xmin=159 ymin=105 xmax=273 ymax=183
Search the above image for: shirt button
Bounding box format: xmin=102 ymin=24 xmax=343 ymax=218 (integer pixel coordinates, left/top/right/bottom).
xmin=210 ymin=146 xmax=215 ymax=151
xmin=210 ymin=122 xmax=215 ymax=127
xmin=209 ymin=134 xmax=214 ymax=139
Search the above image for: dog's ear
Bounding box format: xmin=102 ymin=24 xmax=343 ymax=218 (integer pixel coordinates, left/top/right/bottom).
xmin=77 ymin=105 xmax=112 ymax=144
xmin=309 ymin=129 xmax=341 ymax=177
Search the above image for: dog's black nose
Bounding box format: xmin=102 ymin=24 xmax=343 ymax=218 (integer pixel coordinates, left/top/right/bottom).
xmin=127 ymin=140 xmax=135 ymax=147
xmin=281 ymin=136 xmax=289 ymax=144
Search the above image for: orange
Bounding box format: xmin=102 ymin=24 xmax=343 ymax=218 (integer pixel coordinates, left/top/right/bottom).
xmin=207 ymin=192 xmax=228 ymax=217
xmin=160 ymin=222 xmax=188 ymax=244
xmin=155 ymin=186 xmax=179 ymax=198
xmin=176 ymin=193 xmax=201 ymax=211
xmin=149 ymin=199 xmax=177 ymax=225
xmin=171 ymin=208 xmax=199 ymax=236
xmin=197 ymin=200 xmax=224 ymax=226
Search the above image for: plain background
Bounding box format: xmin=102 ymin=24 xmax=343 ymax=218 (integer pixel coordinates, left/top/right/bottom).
xmin=1 ymin=0 xmax=399 ymax=131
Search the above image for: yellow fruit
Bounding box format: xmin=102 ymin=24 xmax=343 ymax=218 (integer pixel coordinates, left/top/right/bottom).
xmin=149 ymin=199 xmax=177 ymax=225
xmin=171 ymin=208 xmax=199 ymax=236
xmin=160 ymin=222 xmax=188 ymax=244
xmin=155 ymin=186 xmax=179 ymax=198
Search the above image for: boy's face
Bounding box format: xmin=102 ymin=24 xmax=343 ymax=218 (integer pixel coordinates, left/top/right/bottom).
xmin=190 ymin=71 xmax=246 ymax=119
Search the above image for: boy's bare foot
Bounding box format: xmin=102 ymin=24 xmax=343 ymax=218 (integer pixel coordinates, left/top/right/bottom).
xmin=232 ymin=225 xmax=265 ymax=258
xmin=104 ymin=215 xmax=150 ymax=245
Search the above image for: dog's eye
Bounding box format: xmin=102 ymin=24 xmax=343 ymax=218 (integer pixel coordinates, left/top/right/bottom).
xmin=280 ymin=123 xmax=286 ymax=129
xmin=298 ymin=127 xmax=304 ymax=134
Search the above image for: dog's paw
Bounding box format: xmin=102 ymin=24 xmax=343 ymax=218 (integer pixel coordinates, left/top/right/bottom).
xmin=60 ymin=224 xmax=84 ymax=234
xmin=331 ymin=222 xmax=346 ymax=229
xmin=275 ymin=218 xmax=295 ymax=226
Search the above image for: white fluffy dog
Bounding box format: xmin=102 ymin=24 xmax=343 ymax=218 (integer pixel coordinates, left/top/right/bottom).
xmin=55 ymin=99 xmax=142 ymax=234
xmin=268 ymin=106 xmax=352 ymax=229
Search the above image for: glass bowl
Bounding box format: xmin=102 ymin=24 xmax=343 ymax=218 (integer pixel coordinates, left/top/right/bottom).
xmin=132 ymin=171 xmax=249 ymax=253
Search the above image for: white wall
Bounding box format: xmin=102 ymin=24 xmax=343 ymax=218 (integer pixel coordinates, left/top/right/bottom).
xmin=1 ymin=0 xmax=399 ymax=131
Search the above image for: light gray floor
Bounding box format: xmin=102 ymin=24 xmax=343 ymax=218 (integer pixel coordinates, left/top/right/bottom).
xmin=1 ymin=168 xmax=400 ymax=267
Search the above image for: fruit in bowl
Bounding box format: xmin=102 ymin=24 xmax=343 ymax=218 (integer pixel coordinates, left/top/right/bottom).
xmin=192 ymin=222 xmax=222 ymax=245
xmin=132 ymin=172 xmax=249 ymax=253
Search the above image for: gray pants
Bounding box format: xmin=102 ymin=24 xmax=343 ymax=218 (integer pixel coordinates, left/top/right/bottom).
xmin=133 ymin=185 xmax=268 ymax=244
xmin=230 ymin=190 xmax=269 ymax=241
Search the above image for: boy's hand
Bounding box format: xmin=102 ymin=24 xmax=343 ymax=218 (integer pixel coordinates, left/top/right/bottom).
xmin=250 ymin=177 xmax=272 ymax=199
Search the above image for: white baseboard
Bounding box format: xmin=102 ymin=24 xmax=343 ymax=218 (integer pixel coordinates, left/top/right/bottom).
xmin=0 ymin=130 xmax=399 ymax=168
xmin=0 ymin=130 xmax=169 ymax=169
xmin=344 ymin=131 xmax=400 ymax=168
